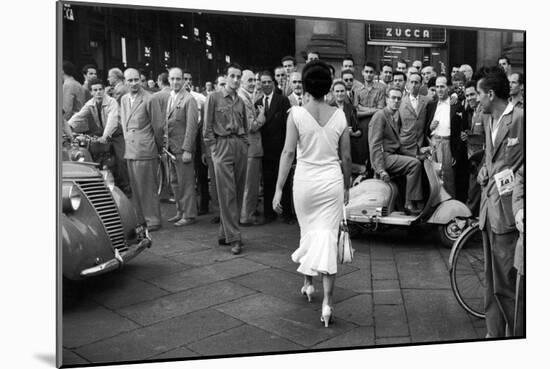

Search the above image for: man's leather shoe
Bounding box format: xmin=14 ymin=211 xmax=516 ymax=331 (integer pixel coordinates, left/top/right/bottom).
xmin=174 ymin=218 xmax=196 ymax=227
xmin=218 ymin=238 xmax=230 ymax=246
xmin=230 ymin=241 xmax=243 ymax=255
xmin=404 ymin=205 xmax=421 ymax=216
xmin=210 ymin=216 xmax=221 ymax=224
xmin=148 ymin=224 xmax=162 ymax=232
xmin=168 ymin=213 xmax=183 ymax=222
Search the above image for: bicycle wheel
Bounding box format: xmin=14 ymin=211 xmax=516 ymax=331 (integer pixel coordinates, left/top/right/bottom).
xmin=449 ymin=224 xmax=486 ymax=319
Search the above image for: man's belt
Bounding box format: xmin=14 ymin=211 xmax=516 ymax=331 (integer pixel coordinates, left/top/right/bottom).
xmin=432 ymin=135 xmax=450 ymax=140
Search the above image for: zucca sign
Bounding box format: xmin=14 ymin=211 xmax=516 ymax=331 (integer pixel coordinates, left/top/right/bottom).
xmin=369 ymin=23 xmax=446 ymax=44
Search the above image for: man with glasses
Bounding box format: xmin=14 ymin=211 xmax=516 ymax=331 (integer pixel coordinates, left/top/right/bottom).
xmin=369 ymin=87 xmax=424 ymax=215
xmin=355 ymin=62 xmax=386 ymax=169
xmin=341 ymin=57 xmax=364 ymax=92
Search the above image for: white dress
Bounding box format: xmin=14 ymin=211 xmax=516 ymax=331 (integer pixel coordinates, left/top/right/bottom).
xmin=290 ymin=106 xmax=347 ymax=276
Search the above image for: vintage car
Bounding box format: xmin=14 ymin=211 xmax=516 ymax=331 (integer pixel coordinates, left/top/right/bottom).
xmin=61 ymin=160 xmax=151 ymax=280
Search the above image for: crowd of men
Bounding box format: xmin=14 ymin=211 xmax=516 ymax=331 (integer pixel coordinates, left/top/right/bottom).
xmin=62 ymin=51 xmax=524 ymax=338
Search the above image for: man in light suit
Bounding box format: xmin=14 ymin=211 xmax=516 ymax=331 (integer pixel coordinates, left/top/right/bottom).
xmin=163 ymin=68 xmax=200 ymax=226
xmin=369 ymin=87 xmax=424 ymax=215
xmin=399 ymin=72 xmax=430 ymax=157
xmin=121 ymin=68 xmax=164 ymax=231
xmin=477 ymin=68 xmax=524 ymax=338
xmin=255 ymin=70 xmax=293 ymax=224
xmin=66 ymin=78 xmax=129 ymax=194
xmin=239 ymin=70 xmax=266 ymax=225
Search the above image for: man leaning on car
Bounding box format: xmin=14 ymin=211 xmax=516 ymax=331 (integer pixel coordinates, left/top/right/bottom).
xmin=120 ymin=68 xmax=164 ymax=232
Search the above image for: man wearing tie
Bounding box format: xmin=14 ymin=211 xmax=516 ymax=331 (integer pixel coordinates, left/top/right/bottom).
xmin=120 ymin=68 xmax=164 ymax=231
xmin=238 ymin=70 xmax=266 ymax=225
xmin=399 ymin=72 xmax=430 ymax=157
xmin=255 ymin=70 xmax=292 ymax=224
xmin=164 ymin=68 xmax=200 ymax=226
xmin=287 ymin=72 xmax=304 ymax=107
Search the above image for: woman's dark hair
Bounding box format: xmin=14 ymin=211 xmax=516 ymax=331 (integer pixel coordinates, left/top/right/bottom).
xmin=302 ymin=60 xmax=332 ymax=99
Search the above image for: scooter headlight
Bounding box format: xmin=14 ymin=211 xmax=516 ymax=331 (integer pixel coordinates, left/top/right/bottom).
xmin=62 ymin=184 xmax=82 ymax=213
xmin=100 ymin=170 xmax=115 ymax=192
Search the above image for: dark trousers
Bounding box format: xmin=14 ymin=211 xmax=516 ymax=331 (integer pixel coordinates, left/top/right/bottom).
xmin=110 ymin=134 xmax=130 ymax=194
xmin=466 ymin=160 xmax=482 ymax=215
xmin=195 ymin=149 xmax=210 ymax=213
xmin=262 ymin=158 xmax=292 ymax=219
xmin=482 ymin=219 xmax=519 ymax=337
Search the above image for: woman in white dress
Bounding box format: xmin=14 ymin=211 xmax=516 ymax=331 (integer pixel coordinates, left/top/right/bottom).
xmin=272 ymin=60 xmax=352 ymax=327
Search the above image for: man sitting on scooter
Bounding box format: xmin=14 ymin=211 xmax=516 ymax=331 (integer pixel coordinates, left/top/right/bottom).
xmin=368 ymin=87 xmax=424 ymax=215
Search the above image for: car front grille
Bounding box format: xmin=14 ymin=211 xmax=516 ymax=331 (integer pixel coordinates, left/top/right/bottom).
xmin=76 ymin=179 xmax=128 ymax=253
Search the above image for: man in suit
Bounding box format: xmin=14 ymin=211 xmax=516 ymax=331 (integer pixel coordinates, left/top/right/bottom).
xmin=106 ymin=68 xmax=128 ymax=104
xmin=369 ymin=87 xmax=424 ymax=215
xmin=512 ymin=164 xmax=524 ymax=337
xmin=274 ymin=66 xmax=292 ymax=96
xmin=477 ymin=68 xmax=523 ymax=338
xmin=121 ymin=68 xmax=164 ymax=231
xmin=287 ymin=72 xmax=304 ymax=107
xmin=151 ymin=72 xmax=175 ymax=204
xmin=162 ymin=68 xmax=200 ymax=226
xmin=426 ymin=76 xmax=467 ymax=200
xmin=399 ymin=72 xmax=430 ymax=157
xmin=462 ymin=81 xmax=485 ymax=215
xmin=239 ymin=70 xmax=266 ymax=225
xmin=203 ymin=63 xmax=249 ymax=255
xmin=281 ymin=56 xmax=297 ymax=96
xmin=255 ymin=70 xmax=293 ymax=224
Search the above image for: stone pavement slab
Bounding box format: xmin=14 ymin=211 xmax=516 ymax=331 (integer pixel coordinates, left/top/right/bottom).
xmin=147 ymin=231 xmax=211 ymax=257
xmin=187 ymin=324 xmax=305 ymax=355
xmin=117 ymin=281 xmax=257 ymax=326
xmin=333 ymin=294 xmax=374 ymax=326
xmin=395 ymin=249 xmax=451 ymax=289
xmin=375 ymin=336 xmax=411 ymax=346
xmin=149 ymin=346 xmax=199 ymax=360
xmin=63 ymin=302 xmax=139 ymax=349
xmin=62 ymin=349 xmax=89 ymax=366
xmin=171 ymin=248 xmax=243 ymax=267
xmin=215 ymin=293 xmax=357 ymax=347
xmin=148 ymin=258 xmax=268 ymax=293
xmin=87 ymin=275 xmax=170 ymax=310
xmin=74 ymin=309 xmax=242 ymax=363
xmin=371 ymin=259 xmax=399 ymax=280
xmin=372 ymin=279 xmax=403 ymax=305
xmin=373 ymin=304 xmax=409 ymax=338
xmin=402 ymin=289 xmax=482 ymax=342
xmin=312 ymin=326 xmax=375 ymax=349
xmin=231 ymin=268 xmax=357 ymax=308
xmin=335 ymin=267 xmax=372 ymax=293
xmin=118 ymin=250 xmax=193 ymax=280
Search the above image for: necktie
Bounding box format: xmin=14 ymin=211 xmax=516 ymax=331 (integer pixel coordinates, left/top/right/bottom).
xmin=96 ymin=102 xmax=104 ymax=128
xmin=265 ymin=96 xmax=269 ymax=114
xmin=167 ymin=95 xmax=175 ymax=118
xmin=298 ymin=96 xmax=302 ymax=106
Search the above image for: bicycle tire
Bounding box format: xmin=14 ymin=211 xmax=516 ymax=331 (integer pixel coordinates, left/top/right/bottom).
xmin=449 ymin=224 xmax=486 ymax=319
xmin=156 ymin=160 xmax=164 ymax=196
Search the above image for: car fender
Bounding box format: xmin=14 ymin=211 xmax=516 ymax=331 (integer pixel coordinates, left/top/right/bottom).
xmin=427 ymin=199 xmax=472 ymax=225
xmin=110 ymin=186 xmax=139 ymax=241
xmin=61 ymin=212 xmax=114 ymax=280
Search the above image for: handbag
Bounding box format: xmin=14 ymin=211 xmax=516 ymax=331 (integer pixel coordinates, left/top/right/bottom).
xmin=337 ymin=205 xmax=354 ymax=264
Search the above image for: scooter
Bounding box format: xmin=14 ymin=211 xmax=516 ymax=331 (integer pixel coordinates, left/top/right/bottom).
xmin=345 ymin=150 xmax=473 ymax=248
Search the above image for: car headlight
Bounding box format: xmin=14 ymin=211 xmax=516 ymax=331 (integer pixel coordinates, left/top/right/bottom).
xmin=100 ymin=170 xmax=115 ymax=191
xmin=62 ymin=184 xmax=82 ymax=213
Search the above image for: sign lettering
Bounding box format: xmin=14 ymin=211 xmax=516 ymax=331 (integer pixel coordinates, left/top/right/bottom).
xmin=370 ymin=23 xmax=445 ymax=43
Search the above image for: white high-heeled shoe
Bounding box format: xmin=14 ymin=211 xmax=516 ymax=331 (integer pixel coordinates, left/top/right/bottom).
xmin=300 ymin=285 xmax=315 ymax=302
xmin=320 ymin=304 xmax=333 ymax=328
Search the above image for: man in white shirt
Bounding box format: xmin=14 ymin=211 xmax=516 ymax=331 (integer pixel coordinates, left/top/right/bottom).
xmin=426 ymin=76 xmax=467 ymax=199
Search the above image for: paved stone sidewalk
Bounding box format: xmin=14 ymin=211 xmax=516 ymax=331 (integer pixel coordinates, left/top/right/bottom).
xmin=62 ymin=203 xmax=485 ymax=366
